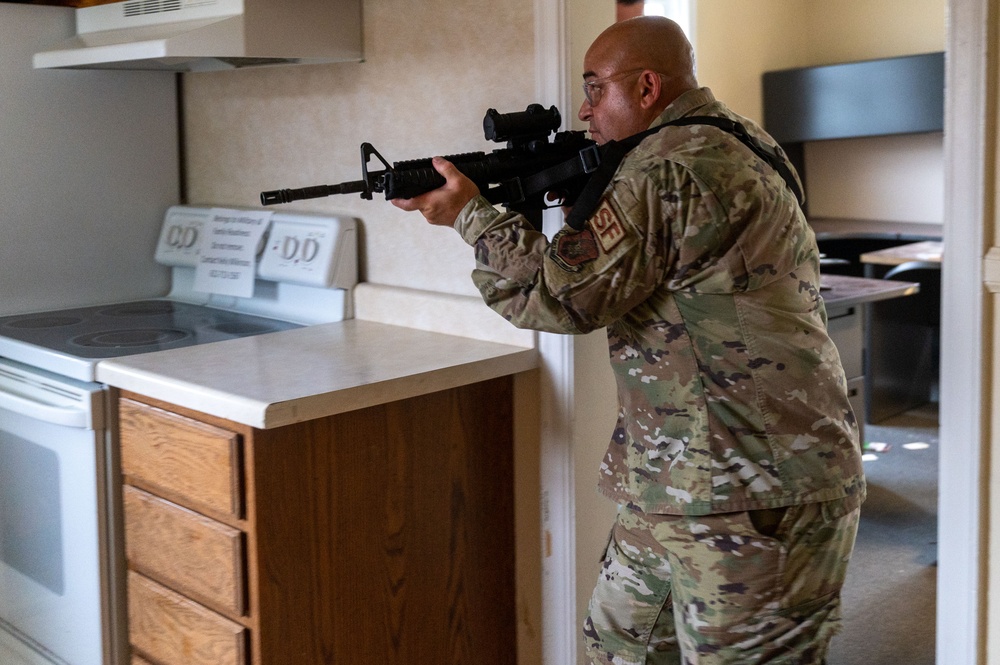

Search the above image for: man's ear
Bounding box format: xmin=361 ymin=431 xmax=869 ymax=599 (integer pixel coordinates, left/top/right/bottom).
xmin=637 ymin=70 xmax=662 ymax=110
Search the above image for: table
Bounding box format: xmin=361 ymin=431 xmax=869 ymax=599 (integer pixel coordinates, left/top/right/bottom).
xmin=860 ymin=240 xmax=942 ymax=274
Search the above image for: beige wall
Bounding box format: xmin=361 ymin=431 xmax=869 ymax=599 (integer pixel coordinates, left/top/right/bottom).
xmin=695 ymin=0 xmax=947 ymax=225
xmin=693 ymin=0 xmax=810 ymax=122
xmin=183 ymin=0 xmax=535 ymax=298
xmin=804 ymin=0 xmax=947 ymax=63
xmin=694 ymin=0 xmax=946 ymax=124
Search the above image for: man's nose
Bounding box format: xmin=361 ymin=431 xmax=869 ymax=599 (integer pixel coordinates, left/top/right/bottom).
xmin=578 ymin=99 xmax=592 ymax=121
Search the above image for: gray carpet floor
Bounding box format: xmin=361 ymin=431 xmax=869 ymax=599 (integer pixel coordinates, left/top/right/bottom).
xmin=827 ymin=404 xmax=939 ymax=665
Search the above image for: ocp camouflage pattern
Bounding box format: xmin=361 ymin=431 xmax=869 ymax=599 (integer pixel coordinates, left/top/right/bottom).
xmin=584 ymin=501 xmax=860 ymax=664
xmin=454 ymin=87 xmax=865 ymax=515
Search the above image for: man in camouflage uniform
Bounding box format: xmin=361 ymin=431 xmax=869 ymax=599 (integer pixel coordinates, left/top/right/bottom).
xmin=393 ymin=15 xmax=865 ymax=665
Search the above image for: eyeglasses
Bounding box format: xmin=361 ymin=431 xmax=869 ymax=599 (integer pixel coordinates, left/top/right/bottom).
xmin=581 ymin=68 xmax=646 ymax=106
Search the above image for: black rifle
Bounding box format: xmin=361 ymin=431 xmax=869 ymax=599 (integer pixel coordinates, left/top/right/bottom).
xmin=260 ymin=104 xmax=600 ymax=230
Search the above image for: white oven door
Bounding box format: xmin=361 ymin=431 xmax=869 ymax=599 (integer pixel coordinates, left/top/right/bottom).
xmin=0 ymin=359 xmax=107 ymax=665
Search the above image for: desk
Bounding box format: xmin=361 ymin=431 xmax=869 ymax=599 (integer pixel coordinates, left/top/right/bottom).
xmin=860 ymin=240 xmax=942 ymax=272
xmin=858 ymin=241 xmax=942 ymax=423
xmin=820 ymin=275 xmax=919 ymax=442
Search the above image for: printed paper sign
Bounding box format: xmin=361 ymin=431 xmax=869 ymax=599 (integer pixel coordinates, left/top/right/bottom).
xmin=193 ymin=208 xmax=272 ymax=298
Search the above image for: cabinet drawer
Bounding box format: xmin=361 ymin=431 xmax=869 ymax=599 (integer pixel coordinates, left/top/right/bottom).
xmin=827 ymin=305 xmax=863 ymax=379
xmin=128 ymin=572 xmax=247 ymax=665
xmin=119 ymin=398 xmax=243 ymax=518
xmin=124 ymin=486 xmax=246 ymax=616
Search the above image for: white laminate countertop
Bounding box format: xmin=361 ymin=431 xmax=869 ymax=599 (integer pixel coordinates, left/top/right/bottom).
xmin=96 ymin=319 xmax=539 ymax=430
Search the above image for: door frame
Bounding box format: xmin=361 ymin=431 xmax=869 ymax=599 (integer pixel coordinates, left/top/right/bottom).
xmin=938 ymin=0 xmax=990 ymax=663
xmin=534 ymin=0 xmax=991 ymax=662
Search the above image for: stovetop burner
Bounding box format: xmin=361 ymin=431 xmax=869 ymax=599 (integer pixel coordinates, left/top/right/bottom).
xmin=71 ymin=328 xmax=191 ymax=349
xmin=0 ymin=300 xmax=300 ymax=360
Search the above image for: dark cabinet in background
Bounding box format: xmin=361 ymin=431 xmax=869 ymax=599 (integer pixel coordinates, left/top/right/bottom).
xmin=763 ymin=52 xmax=945 ymax=144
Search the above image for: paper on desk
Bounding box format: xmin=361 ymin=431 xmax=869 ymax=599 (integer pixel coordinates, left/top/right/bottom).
xmin=194 ymin=208 xmax=272 ymax=298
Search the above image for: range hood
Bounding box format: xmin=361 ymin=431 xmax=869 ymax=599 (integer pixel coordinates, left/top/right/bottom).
xmin=33 ymin=0 xmax=362 ymax=72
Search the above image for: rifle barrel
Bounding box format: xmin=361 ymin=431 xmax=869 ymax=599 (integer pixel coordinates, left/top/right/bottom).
xmin=260 ymin=180 xmax=368 ymax=206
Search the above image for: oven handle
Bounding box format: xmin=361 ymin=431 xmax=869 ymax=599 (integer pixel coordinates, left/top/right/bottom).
xmin=0 ymin=389 xmax=91 ymax=428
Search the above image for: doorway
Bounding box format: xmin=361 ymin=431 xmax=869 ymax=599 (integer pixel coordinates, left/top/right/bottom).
xmin=534 ymin=1 xmax=988 ymax=663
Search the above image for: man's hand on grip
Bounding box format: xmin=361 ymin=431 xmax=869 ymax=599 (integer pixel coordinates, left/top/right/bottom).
xmin=391 ymin=157 xmax=480 ymax=226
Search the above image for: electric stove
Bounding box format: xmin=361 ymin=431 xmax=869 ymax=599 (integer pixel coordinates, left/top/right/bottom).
xmin=0 ymin=205 xmax=358 ymax=381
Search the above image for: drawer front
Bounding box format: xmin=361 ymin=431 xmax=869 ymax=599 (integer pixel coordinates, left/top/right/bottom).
xmin=124 ymin=486 xmax=246 ymax=616
xmin=119 ymin=398 xmax=243 ymax=518
xmin=128 ymin=572 xmax=247 ymax=665
xmin=827 ymin=305 xmax=864 ymax=380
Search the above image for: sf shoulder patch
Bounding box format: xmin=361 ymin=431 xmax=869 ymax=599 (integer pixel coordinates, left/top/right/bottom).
xmin=550 ymin=228 xmax=599 ymax=272
xmin=590 ymin=199 xmax=626 ymax=253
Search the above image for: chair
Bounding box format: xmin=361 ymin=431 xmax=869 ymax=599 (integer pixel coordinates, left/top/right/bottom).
xmin=866 ymin=261 xmax=941 ymax=422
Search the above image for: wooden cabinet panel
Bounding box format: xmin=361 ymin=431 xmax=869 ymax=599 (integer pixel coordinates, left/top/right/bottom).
xmin=119 ymin=398 xmax=243 ymax=518
xmin=128 ymin=572 xmax=247 ymax=665
xmin=250 ymin=378 xmax=516 ymax=664
xmin=124 ymin=485 xmax=246 ymax=616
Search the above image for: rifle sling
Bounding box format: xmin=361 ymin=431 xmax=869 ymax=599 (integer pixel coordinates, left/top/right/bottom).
xmin=564 ymin=116 xmax=804 ymax=231
xmin=482 ymin=143 xmax=601 ymax=209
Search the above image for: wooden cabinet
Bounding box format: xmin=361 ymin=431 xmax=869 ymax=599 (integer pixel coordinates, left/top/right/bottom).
xmin=116 ymin=377 xmax=517 ymax=665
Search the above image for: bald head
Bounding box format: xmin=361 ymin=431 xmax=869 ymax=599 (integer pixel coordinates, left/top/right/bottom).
xmin=586 ymin=16 xmax=697 ymax=111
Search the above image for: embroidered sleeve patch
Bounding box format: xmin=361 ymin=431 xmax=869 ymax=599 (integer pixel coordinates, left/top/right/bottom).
xmin=591 ymin=200 xmax=626 ymax=253
xmin=550 ymin=228 xmax=599 ymax=272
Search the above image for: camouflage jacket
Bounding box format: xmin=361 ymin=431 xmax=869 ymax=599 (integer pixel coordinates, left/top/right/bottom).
xmin=453 ymin=87 xmax=865 ymax=515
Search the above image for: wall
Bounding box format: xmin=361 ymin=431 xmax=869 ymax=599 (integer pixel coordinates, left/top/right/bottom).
xmin=681 ymin=0 xmax=947 ymax=128
xmin=803 ymin=0 xmax=946 ymax=64
xmin=183 ymin=0 xmax=534 ymax=299
xmin=693 ymin=0 xmax=810 ymax=122
xmin=0 ymin=4 xmax=179 ymax=316
xmin=694 ymin=0 xmax=947 ymax=225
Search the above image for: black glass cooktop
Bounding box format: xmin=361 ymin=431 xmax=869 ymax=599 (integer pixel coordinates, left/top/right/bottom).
xmin=0 ymin=300 xmax=301 ymax=360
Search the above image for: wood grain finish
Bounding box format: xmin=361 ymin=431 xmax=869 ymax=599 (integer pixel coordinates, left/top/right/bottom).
xmin=249 ymin=377 xmax=517 ymax=664
xmin=119 ymin=398 xmax=243 ymax=518
xmin=119 ymin=375 xmax=517 ymax=665
xmin=123 ymin=485 xmax=246 ymax=616
xmin=128 ymin=572 xmax=246 ymax=665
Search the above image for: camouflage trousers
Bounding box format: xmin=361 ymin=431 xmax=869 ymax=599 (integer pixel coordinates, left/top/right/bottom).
xmin=584 ymin=499 xmax=860 ymax=665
